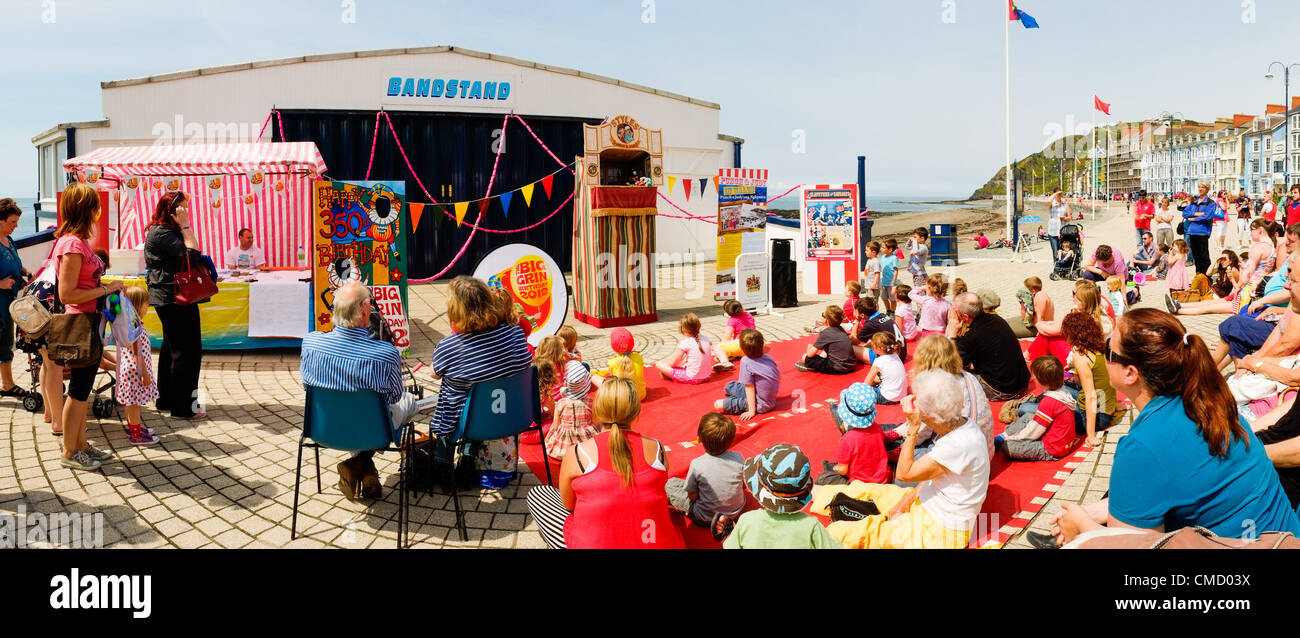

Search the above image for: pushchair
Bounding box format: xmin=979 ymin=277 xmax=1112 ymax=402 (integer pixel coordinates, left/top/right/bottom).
xmin=1049 ymin=222 xmax=1084 ymax=280
xmin=13 ymin=337 xmax=45 ymax=413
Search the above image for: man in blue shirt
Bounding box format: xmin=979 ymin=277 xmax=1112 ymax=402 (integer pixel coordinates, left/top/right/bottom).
xmin=301 ymin=282 xmax=419 ymax=499
xmin=1179 ymin=182 xmax=1220 ymax=276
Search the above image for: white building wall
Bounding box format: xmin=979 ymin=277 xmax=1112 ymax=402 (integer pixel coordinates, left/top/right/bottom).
xmin=68 ymin=48 xmax=732 ymax=260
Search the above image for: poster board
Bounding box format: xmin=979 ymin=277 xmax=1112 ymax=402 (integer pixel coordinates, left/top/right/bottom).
xmin=801 ymin=185 xmax=859 ymax=262
xmin=715 ymin=169 xmax=768 ymax=298
xmin=472 ymin=243 xmax=568 ymax=347
xmin=311 ymin=180 xmax=411 ymax=352
xmin=734 ymin=252 xmax=769 ymax=310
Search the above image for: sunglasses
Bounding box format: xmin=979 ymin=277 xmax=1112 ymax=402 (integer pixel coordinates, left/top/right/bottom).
xmin=1104 ymin=342 xmax=1135 ymax=367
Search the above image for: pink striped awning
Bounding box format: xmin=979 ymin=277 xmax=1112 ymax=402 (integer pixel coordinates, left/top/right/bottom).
xmin=63 ymin=142 xmax=327 ymax=179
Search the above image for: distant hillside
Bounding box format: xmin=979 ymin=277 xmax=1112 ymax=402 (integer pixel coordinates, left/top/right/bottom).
xmin=969 ymin=134 xmax=1089 ymax=200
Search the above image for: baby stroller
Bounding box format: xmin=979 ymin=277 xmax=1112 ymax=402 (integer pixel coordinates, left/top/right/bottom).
xmin=1050 ymin=222 xmax=1084 ymax=280
xmin=13 ymin=337 xmax=45 ymax=413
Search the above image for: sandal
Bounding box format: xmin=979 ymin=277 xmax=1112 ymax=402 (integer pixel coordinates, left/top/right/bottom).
xmin=0 ymin=385 xmax=29 ymax=398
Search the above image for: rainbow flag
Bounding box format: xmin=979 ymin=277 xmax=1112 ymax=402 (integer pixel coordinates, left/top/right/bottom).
xmin=1008 ymin=1 xmax=1040 ymax=28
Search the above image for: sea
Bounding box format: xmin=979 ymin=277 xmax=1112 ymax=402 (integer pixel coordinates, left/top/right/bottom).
xmin=7 ymin=197 xmax=56 ymax=241
xmin=766 ymin=193 xmax=981 ymax=216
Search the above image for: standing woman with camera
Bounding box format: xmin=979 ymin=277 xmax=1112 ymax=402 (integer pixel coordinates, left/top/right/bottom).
xmin=52 ymin=182 xmax=125 ymax=470
xmin=144 ymin=192 xmax=206 ymax=420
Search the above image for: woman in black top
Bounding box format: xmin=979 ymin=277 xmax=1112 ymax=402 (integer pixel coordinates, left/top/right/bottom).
xmin=143 ymin=192 xmax=206 ymax=419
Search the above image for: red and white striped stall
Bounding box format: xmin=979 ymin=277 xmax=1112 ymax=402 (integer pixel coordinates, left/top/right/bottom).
xmin=62 ymin=142 xmax=326 ymax=268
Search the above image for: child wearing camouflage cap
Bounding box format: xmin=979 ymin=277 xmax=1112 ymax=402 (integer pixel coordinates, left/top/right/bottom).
xmin=723 ymin=443 xmax=841 ymax=549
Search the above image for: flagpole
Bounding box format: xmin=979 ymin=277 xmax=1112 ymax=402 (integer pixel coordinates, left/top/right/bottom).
xmin=1005 ymin=7 xmax=1013 ymax=241
xmin=1091 ymin=104 xmax=1097 ymax=220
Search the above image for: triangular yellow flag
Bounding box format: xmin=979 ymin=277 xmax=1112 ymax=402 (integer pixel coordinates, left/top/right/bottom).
xmin=667 ymin=175 xmax=677 ymax=194
xmin=454 ymin=201 xmax=468 ymax=227
xmin=521 ymin=183 xmax=534 ymax=207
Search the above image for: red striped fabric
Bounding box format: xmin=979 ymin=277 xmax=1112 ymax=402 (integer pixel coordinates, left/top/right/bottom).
xmin=64 ymin=143 xmax=324 ymax=268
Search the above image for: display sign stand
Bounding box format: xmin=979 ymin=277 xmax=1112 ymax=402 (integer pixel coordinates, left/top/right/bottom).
xmin=1012 ymin=233 xmax=1038 ymax=263
xmin=734 ymin=251 xmax=781 ymax=317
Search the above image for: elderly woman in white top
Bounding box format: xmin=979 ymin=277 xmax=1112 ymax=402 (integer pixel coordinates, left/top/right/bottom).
xmin=812 ymin=370 xmax=992 ymax=548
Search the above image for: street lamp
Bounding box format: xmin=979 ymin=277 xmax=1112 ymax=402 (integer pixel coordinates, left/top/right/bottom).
xmin=1267 ymin=62 xmax=1300 ymax=191
xmin=1159 ymin=111 xmax=1183 ymax=197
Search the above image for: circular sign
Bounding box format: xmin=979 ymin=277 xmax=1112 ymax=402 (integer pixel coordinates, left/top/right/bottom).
xmin=472 ymin=243 xmax=568 ymax=347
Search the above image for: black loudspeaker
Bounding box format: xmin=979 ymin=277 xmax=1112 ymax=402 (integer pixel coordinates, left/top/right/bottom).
xmin=772 ymin=261 xmax=797 ymax=307
xmin=771 ymin=238 xmax=791 ymax=263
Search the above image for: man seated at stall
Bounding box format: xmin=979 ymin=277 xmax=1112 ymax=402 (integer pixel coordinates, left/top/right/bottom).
xmin=224 ymin=227 xmax=267 ymax=270
xmin=1080 ymin=244 xmax=1127 ymax=284
xmin=951 ymin=292 xmax=1030 ymax=402
xmin=301 ymin=282 xmax=420 ymax=500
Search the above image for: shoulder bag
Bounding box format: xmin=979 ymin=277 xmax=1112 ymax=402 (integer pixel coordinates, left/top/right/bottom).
xmin=173 ymin=252 xmax=219 ymax=305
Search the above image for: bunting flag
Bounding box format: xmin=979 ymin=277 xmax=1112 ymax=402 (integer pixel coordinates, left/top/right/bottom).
xmin=409 ymin=202 xmax=425 ymax=232
xmin=246 ymin=170 xmax=266 ymax=197
xmin=434 ymin=204 xmax=445 ymax=230
xmin=83 ymin=169 xmax=102 ymax=186
xmin=499 ymin=191 xmax=513 ymax=217
xmin=698 ymin=178 xmax=707 ymax=196
xmin=478 ymin=199 xmax=490 ymax=216
xmin=122 ymin=175 xmax=142 ymax=207
xmin=667 ymin=175 xmax=677 ymax=195
xmin=712 ymin=176 xmax=720 ymax=193
xmin=520 ymin=183 xmax=534 ymax=207
xmin=1094 ymin=94 xmax=1111 ymax=115
xmin=454 ymin=201 xmax=469 ymax=227
xmin=684 ymin=183 xmax=691 ymax=202
xmin=207 ymin=176 xmax=224 ymax=209
xmin=541 ymin=174 xmax=554 ymax=199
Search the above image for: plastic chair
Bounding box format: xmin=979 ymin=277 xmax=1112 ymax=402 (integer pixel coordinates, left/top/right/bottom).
xmin=445 ymin=366 xmax=544 ymax=540
xmin=293 ymin=386 xmax=415 ymax=549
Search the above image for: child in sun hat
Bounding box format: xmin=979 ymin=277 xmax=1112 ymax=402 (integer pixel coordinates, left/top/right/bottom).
xmin=544 ymin=358 xmax=600 ymax=461
xmin=817 ymin=382 xmax=890 ymax=486
xmin=593 ymin=327 xmax=645 ymax=399
xmin=724 ymin=443 xmax=841 ymax=549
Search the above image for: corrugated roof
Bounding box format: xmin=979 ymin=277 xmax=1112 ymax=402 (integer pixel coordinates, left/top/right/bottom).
xmin=99 ymin=45 xmax=722 ymax=110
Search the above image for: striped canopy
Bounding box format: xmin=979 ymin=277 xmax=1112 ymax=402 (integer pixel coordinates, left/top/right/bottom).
xmin=62 ymin=142 xmax=327 ymax=179
xmin=61 ymin=143 xmax=326 ymax=266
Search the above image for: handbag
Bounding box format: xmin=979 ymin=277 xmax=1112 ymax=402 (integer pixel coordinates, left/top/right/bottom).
xmin=173 ymin=252 xmax=218 ymax=305
xmin=46 ymin=311 xmax=103 ymax=368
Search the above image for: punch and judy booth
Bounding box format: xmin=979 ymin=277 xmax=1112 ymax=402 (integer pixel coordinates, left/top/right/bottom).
xmin=572 ymin=115 xmax=662 ymax=327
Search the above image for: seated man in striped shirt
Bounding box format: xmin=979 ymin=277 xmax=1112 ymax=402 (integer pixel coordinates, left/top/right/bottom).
xmin=301 ymin=282 xmax=419 ymax=499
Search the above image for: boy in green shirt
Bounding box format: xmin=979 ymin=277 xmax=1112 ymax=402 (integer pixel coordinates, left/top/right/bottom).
xmin=724 ymin=443 xmax=841 ymax=549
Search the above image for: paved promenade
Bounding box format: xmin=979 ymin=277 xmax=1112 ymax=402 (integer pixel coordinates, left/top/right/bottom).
xmin=0 ymin=201 xmax=1228 ymax=548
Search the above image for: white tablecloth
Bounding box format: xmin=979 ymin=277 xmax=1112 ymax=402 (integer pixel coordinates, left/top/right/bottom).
xmin=247 ymin=277 xmax=310 ymax=338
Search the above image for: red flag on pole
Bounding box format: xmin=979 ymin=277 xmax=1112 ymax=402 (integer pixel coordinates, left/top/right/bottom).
xmin=1094 ymin=95 xmax=1111 ymax=115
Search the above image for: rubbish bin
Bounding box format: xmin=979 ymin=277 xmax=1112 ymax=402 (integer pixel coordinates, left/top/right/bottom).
xmin=929 ymin=223 xmax=957 ymax=267
xmin=858 ymin=217 xmax=875 ymax=272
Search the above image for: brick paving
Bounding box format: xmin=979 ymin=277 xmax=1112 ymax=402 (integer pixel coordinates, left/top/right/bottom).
xmin=0 ymin=200 xmax=1230 ymax=548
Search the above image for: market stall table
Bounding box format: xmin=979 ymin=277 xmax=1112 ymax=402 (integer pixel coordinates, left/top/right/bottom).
xmin=103 ymin=269 xmax=311 ymax=349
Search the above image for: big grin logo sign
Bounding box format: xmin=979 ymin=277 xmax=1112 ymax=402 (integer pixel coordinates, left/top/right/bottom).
xmin=474 ymin=244 xmax=568 ymax=347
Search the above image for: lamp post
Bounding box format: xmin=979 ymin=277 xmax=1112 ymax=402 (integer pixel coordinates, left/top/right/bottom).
xmin=1266 ymin=62 xmax=1300 ymax=191
xmin=1159 ymin=111 xmax=1183 ymax=197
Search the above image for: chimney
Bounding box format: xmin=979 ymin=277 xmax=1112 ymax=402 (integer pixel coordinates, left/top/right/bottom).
xmin=1293 ymin=96 xmax=1300 ymax=110
xmin=1234 ymin=113 xmax=1254 ymax=127
xmin=1267 ymin=103 xmax=1285 ymax=114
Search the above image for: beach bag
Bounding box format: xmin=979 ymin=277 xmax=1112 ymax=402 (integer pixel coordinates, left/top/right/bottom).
xmin=1072 ymin=526 xmax=1300 ymax=550
xmin=475 ymin=435 xmax=518 ymax=489
xmin=46 ymin=311 xmax=103 ymax=368
xmin=173 ymin=253 xmax=218 ymax=305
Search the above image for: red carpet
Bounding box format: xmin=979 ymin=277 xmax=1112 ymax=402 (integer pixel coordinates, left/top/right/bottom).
xmin=519 ymin=333 xmax=1095 ymax=548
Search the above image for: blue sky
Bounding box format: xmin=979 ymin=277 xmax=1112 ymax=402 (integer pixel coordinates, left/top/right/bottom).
xmin=2 ymin=0 xmax=1299 ymax=198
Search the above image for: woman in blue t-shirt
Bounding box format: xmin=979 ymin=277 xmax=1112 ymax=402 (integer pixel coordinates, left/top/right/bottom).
xmin=1045 ymin=308 xmax=1300 ymax=545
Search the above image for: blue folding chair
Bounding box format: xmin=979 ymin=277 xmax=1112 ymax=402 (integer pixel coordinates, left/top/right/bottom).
xmin=445 ymin=366 xmax=544 ymax=540
xmin=293 ymin=386 xmax=416 ymax=549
